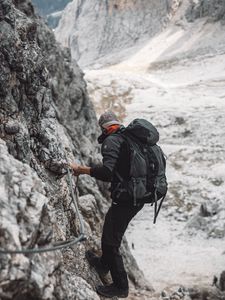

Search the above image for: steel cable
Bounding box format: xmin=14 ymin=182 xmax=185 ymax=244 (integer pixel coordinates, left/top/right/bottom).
xmin=0 ymin=165 xmax=86 ymax=255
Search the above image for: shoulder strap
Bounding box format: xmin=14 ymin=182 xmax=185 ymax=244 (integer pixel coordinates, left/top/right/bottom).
xmin=154 ymin=194 xmax=166 ymax=224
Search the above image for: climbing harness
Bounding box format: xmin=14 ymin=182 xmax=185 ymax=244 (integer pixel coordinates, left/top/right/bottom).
xmin=0 ymin=164 xmax=86 ymax=255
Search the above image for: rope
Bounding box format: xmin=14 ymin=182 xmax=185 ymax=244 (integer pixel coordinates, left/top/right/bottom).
xmin=0 ymin=165 xmax=86 ymax=255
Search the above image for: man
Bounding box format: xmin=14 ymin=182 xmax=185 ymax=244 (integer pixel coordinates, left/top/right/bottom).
xmin=70 ymin=111 xmax=144 ymax=298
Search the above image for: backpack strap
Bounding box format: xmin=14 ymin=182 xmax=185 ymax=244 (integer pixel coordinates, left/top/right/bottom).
xmin=153 ymin=194 xmax=166 ymax=224
xmin=154 ymin=189 xmax=158 ymax=224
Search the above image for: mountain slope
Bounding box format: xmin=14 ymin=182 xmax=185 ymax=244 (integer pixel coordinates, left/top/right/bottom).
xmin=55 ymin=0 xmax=181 ymax=67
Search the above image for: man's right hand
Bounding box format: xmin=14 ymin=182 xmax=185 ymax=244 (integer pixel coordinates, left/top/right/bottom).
xmin=69 ymin=163 xmax=91 ymax=176
xmin=69 ymin=163 xmax=80 ymax=176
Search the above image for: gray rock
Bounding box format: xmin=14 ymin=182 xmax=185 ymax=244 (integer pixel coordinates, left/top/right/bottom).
xmin=188 ymin=285 xmax=225 ymax=300
xmin=4 ymin=121 xmax=20 ymax=134
xmin=186 ymin=0 xmax=225 ymax=22
xmin=55 ymin=0 xmax=180 ymax=68
xmin=186 ymin=198 xmax=225 ymax=239
xmin=200 ymin=203 xmax=213 ymax=217
xmin=220 ymin=271 xmax=225 ymax=291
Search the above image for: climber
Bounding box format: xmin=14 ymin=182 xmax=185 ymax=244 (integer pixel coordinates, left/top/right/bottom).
xmin=69 ymin=111 xmax=145 ymax=299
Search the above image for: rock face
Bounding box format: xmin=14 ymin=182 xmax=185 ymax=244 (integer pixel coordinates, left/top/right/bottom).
xmin=0 ymin=0 xmax=151 ymax=299
xmin=186 ymin=0 xmax=225 ymax=22
xmin=54 ymin=0 xmax=225 ymax=67
xmin=55 ymin=0 xmax=181 ymax=67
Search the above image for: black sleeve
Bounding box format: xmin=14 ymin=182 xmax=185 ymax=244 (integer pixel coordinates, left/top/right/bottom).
xmin=101 ymin=135 xmax=123 ymax=172
xmin=90 ymin=135 xmax=123 ymax=182
xmin=90 ymin=165 xmax=112 ymax=182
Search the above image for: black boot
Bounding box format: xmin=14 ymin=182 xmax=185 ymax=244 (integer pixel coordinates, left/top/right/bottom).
xmin=85 ymin=250 xmax=109 ymax=277
xmin=96 ymin=283 xmax=128 ymax=298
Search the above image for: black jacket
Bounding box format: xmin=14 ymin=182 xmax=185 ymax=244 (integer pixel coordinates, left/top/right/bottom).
xmin=90 ymin=127 xmax=130 ymax=200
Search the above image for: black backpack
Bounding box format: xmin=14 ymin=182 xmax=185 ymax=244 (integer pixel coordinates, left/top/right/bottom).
xmin=114 ymin=118 xmax=167 ymax=223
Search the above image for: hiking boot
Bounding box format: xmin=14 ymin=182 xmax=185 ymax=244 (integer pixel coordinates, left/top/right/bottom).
xmin=96 ymin=283 xmax=128 ymax=298
xmin=85 ymin=250 xmax=109 ymax=277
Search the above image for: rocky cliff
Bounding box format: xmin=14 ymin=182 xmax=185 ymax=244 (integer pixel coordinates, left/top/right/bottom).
xmin=55 ymin=0 xmax=181 ymax=68
xmin=53 ymin=0 xmax=225 ymax=299
xmin=0 ymin=0 xmax=150 ymax=299
xmin=54 ymin=0 xmax=225 ymax=68
xmin=186 ymin=0 xmax=225 ymax=22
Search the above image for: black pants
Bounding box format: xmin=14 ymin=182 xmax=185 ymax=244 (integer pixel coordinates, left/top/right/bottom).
xmin=100 ymin=203 xmax=144 ymax=290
